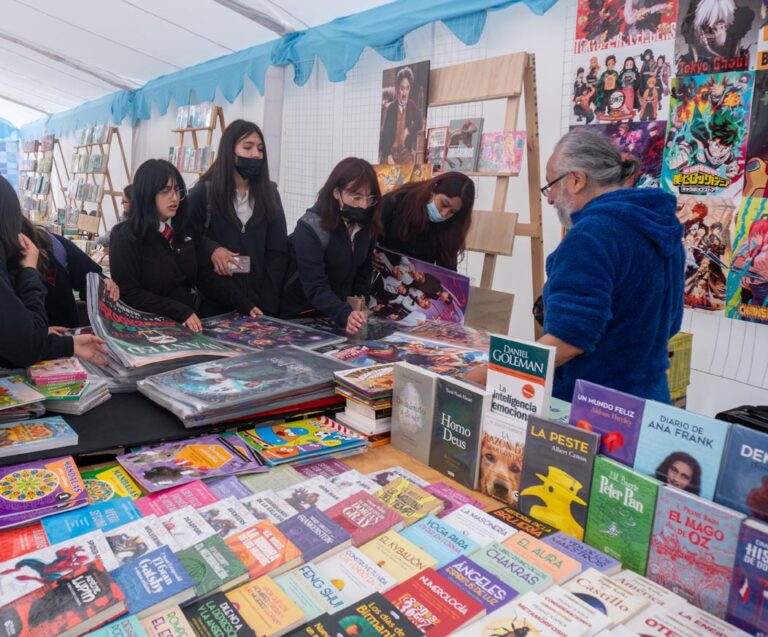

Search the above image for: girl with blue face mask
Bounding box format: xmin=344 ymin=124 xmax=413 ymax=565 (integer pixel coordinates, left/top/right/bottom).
xmin=379 ymin=171 xmax=475 ymax=271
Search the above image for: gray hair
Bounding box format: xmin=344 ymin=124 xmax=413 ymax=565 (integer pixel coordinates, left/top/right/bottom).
xmin=552 ymin=128 xmax=639 ymax=187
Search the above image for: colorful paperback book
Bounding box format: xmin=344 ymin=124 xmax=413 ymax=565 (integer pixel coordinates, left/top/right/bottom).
xmin=564 ymin=568 xmax=649 ymax=627
xmin=314 ymin=546 xmax=398 ymax=605
xmin=611 ymin=569 xmax=687 ymax=608
xmin=327 ymin=469 xmax=381 ymax=495
xmin=727 ymin=519 xmax=768 ymax=634
xmin=293 ymin=458 xmax=352 ymax=479
xmin=277 ymin=506 xmax=352 ymax=562
xmin=426 ymin=126 xmax=449 ymax=171
xmin=141 ymin=606 xmax=195 ymax=637
xmin=274 ymin=562 xmax=348 ymax=621
xmin=0 ymin=522 xmax=49 ymax=560
xmin=391 ymin=362 xmax=438 ymax=466
xmin=384 ymin=567 xmax=484 ymax=635
xmin=223 ymin=520 xmax=301 ymax=579
xmin=42 ymin=497 xmax=141 ymax=544
xmin=276 ymin=476 xmax=346 ymax=512
xmin=424 ymin=482 xmax=484 ymax=518
xmin=240 ymin=489 xmax=299 ymax=524
xmin=541 ymin=584 xmax=612 ymax=636
xmin=176 ymin=534 xmax=248 ymax=598
xmin=584 ymin=456 xmax=660 ymax=575
xmin=0 ymin=416 xmax=77 ymax=457
xmin=439 ymin=555 xmax=518 ymax=613
xmin=117 ymin=434 xmax=264 ymax=493
xmin=326 ymin=592 xmax=423 ymax=637
xmin=442 ymin=503 xmax=516 ymax=545
xmin=28 ymin=357 xmax=87 ymax=385
xmin=373 ymin=476 xmax=443 ymax=525
xmin=633 ymin=400 xmax=730 ymax=500
xmin=225 ymin=576 xmax=305 ymax=636
xmin=135 ymin=480 xmax=217 ymax=516
xmin=401 ymin=514 xmax=479 ymax=568
xmin=111 ymin=546 xmax=195 ymax=620
xmin=30 ymin=379 xmax=88 ymax=401
xmin=93 ymin=615 xmax=149 ymax=637
xmin=80 ymin=464 xmax=142 ymax=505
xmin=469 ymin=541 xmax=553 ymax=594
xmin=477 ymin=131 xmax=526 ymax=174
xmin=542 ymin=532 xmax=621 ymax=575
xmin=714 ymin=423 xmax=768 ymax=519
xmin=0 ymin=377 xmax=44 ymax=412
xmin=238 ymin=464 xmax=304 ymax=493
xmin=488 ymin=506 xmax=558 ymax=538
xmin=518 ymin=416 xmax=600 ymax=540
xmin=324 ymin=491 xmax=404 ymax=546
xmin=672 ymin=605 xmax=752 ymax=637
xmin=444 ymin=117 xmax=484 ymax=172
xmin=160 ymin=506 xmax=216 ymax=551
xmin=334 ymin=364 xmax=394 ymax=400
xmin=368 ymin=466 xmax=430 ymax=489
xmin=503 ymin=532 xmax=582 ymax=583
xmin=478 ymin=409 xmax=526 ymax=507
xmin=569 ymin=379 xmax=646 ymax=466
xmin=429 ymin=376 xmax=491 ymax=489
xmin=623 ymin=606 xmax=711 ymax=637
xmin=199 ymin=497 xmax=257 ymax=539
xmin=204 ymin=475 xmax=253 ymax=500
xmin=104 ymin=514 xmax=177 ymax=565
xmin=360 ymin=531 xmax=438 ymax=583
xmin=182 ymin=592 xmax=253 ymax=637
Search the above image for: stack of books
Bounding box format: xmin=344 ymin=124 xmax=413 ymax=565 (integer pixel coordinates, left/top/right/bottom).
xmin=27 ymin=358 xmax=111 ymax=414
xmin=333 ymin=363 xmax=393 ymax=445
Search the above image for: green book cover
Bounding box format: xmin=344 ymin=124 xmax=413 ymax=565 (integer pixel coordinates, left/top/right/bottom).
xmin=176 ymin=535 xmax=248 ymax=598
xmin=469 ymin=542 xmax=553 ymax=593
xmin=584 ymin=455 xmax=660 ymax=574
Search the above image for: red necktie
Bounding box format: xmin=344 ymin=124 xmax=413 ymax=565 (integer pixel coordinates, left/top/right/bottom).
xmin=161 ymin=224 xmax=173 ymax=245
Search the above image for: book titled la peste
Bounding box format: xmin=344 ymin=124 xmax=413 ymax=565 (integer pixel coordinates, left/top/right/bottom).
xmin=277 ymin=506 xmax=352 ymax=562
xmin=569 ymin=379 xmax=646 ymax=466
xmin=324 ymin=491 xmax=404 ymax=547
xmin=429 ymin=376 xmax=490 ymax=489
xmin=373 ymin=477 xmax=443 ymax=525
xmin=0 ymin=416 xmax=77 ymax=457
xmin=135 ymin=480 xmax=218 ymax=516
xmin=727 ymin=519 xmax=768 ymax=634
xmin=401 ymin=514 xmax=479 ymax=568
xmin=518 ymin=416 xmax=600 ymax=540
xmin=714 ymin=423 xmax=768 ymax=520
xmin=439 ymin=555 xmax=519 ymax=613
xmin=390 ymin=362 xmax=437 ymax=465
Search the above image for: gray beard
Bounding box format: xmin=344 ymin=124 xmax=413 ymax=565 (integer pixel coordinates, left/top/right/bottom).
xmin=557 ymin=207 xmax=573 ymax=229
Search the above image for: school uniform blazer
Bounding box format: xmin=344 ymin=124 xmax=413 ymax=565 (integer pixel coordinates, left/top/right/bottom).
xmin=187 ymin=181 xmax=289 ymax=316
xmin=45 ymin=234 xmax=102 ymax=328
xmin=109 ymin=221 xmax=255 ymax=323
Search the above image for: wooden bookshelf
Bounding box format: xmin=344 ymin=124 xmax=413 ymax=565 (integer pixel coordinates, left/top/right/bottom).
xmin=169 ymin=104 xmax=226 ymax=176
xmin=18 ymin=136 xmax=70 ymax=224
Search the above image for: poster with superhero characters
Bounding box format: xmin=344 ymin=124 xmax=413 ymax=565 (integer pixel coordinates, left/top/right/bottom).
xmin=726 ymin=196 xmax=768 ymax=322
xmin=575 ymin=0 xmax=678 ymax=53
xmin=587 ymin=120 xmax=668 ymax=186
xmin=743 ymin=69 xmax=768 ymax=198
xmin=571 ymin=42 xmax=674 ymax=126
xmin=677 ymin=195 xmax=736 ymax=310
xmin=662 ymin=70 xmax=754 ymax=198
xmin=674 ymin=0 xmax=761 ymax=76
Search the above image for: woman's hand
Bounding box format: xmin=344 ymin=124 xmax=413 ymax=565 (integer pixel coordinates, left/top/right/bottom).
xmin=48 ymin=326 xmax=69 ymax=336
xmin=249 ymin=306 xmax=263 ymax=318
xmin=211 ymin=247 xmax=239 ymax=276
xmin=18 ymin=233 xmax=39 ymax=270
xmin=73 ymin=334 xmax=108 ymax=366
xmin=103 ymin=278 xmax=120 ymax=302
xmin=183 ymin=313 xmax=203 ymax=333
xmin=345 ymin=310 xmax=367 ymax=335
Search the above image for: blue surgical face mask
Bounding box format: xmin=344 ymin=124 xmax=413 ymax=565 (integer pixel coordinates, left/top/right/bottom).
xmin=427 ymin=200 xmax=447 ymax=223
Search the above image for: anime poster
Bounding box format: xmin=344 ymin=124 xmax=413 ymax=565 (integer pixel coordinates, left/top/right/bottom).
xmin=574 ymin=0 xmax=678 ymax=53
xmin=725 ymin=196 xmax=768 ymax=323
xmin=677 ymin=195 xmax=736 ymax=310
xmin=662 ymin=71 xmax=754 ymax=198
xmin=570 ymin=42 xmax=674 ymax=126
xmin=744 ymin=70 xmax=768 ymax=198
xmin=589 ymin=120 xmax=668 ymax=186
xmin=674 ymin=0 xmax=761 ymax=76
xmin=378 ymin=60 xmax=430 ymax=165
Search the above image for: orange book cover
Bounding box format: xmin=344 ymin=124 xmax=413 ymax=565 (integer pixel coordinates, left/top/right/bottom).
xmin=226 ymin=576 xmax=305 ymax=636
xmin=224 ymin=520 xmax=301 ymax=579
xmin=503 ymin=532 xmax=582 ymax=583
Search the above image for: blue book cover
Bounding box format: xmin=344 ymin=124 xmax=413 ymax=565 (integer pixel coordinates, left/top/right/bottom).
xmin=469 ymin=541 xmax=553 ymax=593
xmin=714 ymin=424 xmax=768 ymax=520
xmin=42 ymin=497 xmax=141 ymax=544
xmin=633 ymin=401 xmax=730 ymax=500
xmin=400 ymin=514 xmax=479 ymax=568
xmin=274 ymin=562 xmax=348 ymax=620
xmin=439 ymin=555 xmax=518 ymax=612
xmin=726 ymin=519 xmax=768 ymax=635
xmin=541 ymin=531 xmax=621 ymax=574
xmin=277 ymin=506 xmax=351 ymax=562
xmin=88 ymin=615 xmax=148 ymax=636
xmin=205 ymin=475 xmax=253 ymax=500
xmin=112 ymin=545 xmax=195 ymax=617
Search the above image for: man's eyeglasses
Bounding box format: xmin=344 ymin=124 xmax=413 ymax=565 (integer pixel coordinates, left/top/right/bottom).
xmin=159 ymin=186 xmax=187 ymax=200
xmin=540 ymin=173 xmax=568 ymax=197
xmin=343 ymin=191 xmax=378 ymax=206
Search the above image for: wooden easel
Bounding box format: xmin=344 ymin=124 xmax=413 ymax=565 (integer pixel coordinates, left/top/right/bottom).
xmin=429 ymin=52 xmax=544 ymax=337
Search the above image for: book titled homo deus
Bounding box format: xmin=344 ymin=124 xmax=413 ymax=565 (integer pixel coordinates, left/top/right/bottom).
xmin=428 ymin=376 xmax=491 ymax=490
xmin=518 ymin=416 xmax=600 ymax=541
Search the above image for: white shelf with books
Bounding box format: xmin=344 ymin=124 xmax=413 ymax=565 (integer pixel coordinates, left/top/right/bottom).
xmin=168 ymin=102 xmax=225 ymax=176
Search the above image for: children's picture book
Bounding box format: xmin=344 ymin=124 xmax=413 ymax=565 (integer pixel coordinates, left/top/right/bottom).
xmin=569 ymin=379 xmax=646 ymax=466
xmin=391 ymin=362 xmax=438 ymax=465
xmin=439 ymin=555 xmax=519 ymax=613
xmin=541 ymin=531 xmax=622 ymax=575
xmin=80 ymin=464 xmax=142 ymax=505
xmin=726 ymin=518 xmax=768 ymax=635
xmin=0 ymin=416 xmax=77 ymax=457
xmin=426 ymin=126 xmax=449 ymax=171
xmin=442 ymin=503 xmax=516 ymax=545
xmin=359 ymin=531 xmax=438 ymax=583
xmin=401 ymin=514 xmax=479 ymax=569
xmin=27 ymin=357 xmax=87 ymax=385
xmin=369 ymin=247 xmax=471 ymax=326
xmin=477 ymin=131 xmax=526 ymax=174
xmin=478 ymin=410 xmax=526 ymax=507
xmin=564 ymin=567 xmax=650 ymax=626
xmin=324 ymin=491 xmax=404 ymax=546
xmin=117 ymin=434 xmax=264 ymax=493
xmin=42 ymin=497 xmax=142 ymax=544
xmin=444 ymin=118 xmax=484 ymax=172
xmin=134 ymin=479 xmax=218 ymax=516
xmin=0 ymin=376 xmax=44 ymax=412
xmin=715 ymin=423 xmax=768 ymax=519
xmin=647 ymin=485 xmax=745 ymax=617
xmin=314 ymin=546 xmax=398 ymax=605
xmin=518 ymin=416 xmax=600 ymax=540
xmin=373 ymin=476 xmax=444 ymax=525
xmin=424 ymin=482 xmax=485 ymax=519
xmin=633 ymin=400 xmax=730 ymax=500
xmin=584 ymin=455 xmax=660 ymax=574
xmin=429 ymin=376 xmax=491 ymax=489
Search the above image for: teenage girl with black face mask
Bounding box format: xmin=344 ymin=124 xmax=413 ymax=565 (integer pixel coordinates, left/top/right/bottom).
xmin=280 ymin=157 xmax=383 ymax=335
xmin=187 ymin=119 xmax=288 ymax=317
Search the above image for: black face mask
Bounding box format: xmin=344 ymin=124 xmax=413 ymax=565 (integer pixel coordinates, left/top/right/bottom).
xmin=340 ymin=203 xmax=372 ymax=225
xmin=235 ymin=156 xmax=263 ymax=181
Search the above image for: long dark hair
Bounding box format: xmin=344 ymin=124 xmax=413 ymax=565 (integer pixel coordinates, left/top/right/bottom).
xmin=200 ymin=119 xmax=278 ymax=226
xmin=316 ymin=157 xmax=383 ymax=237
xmin=389 ymin=171 xmax=474 ymax=268
xmin=655 ymin=451 xmax=702 ymax=496
xmin=20 ymin=217 xmax=52 ymax=277
xmin=129 ymin=159 xmax=189 ymax=241
xmin=0 ymin=176 xmax=24 ymax=269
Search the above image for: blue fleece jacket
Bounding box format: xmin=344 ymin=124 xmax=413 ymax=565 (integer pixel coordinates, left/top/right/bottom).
xmin=543 ymin=187 xmax=684 ymax=403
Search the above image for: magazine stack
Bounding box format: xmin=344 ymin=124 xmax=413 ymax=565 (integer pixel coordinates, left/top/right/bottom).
xmin=333 ymin=364 xmax=394 ymax=445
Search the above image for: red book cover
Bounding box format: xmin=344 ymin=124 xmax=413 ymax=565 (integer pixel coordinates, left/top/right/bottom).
xmin=324 ymin=491 xmax=404 ymax=546
xmin=0 ymin=523 xmax=49 ymax=560
xmin=224 ymin=520 xmax=302 ymax=579
xmin=384 ymin=567 xmax=484 ymax=636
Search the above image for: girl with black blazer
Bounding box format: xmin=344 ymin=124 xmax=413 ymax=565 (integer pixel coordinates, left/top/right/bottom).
xmin=280 ymin=157 xmax=382 ymax=335
xmin=110 ymin=159 xmax=260 ymax=332
xmin=0 ymin=176 xmax=107 ymax=368
xmin=186 ymin=120 xmax=288 ymax=317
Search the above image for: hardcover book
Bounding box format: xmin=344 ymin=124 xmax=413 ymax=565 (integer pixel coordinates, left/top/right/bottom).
xmin=569 ymin=379 xmax=646 ymax=466
xmin=726 ymin=519 xmax=768 ymax=634
xmin=424 ymin=482 xmax=485 ymax=519
xmin=240 ymin=489 xmax=299 ymax=524
xmin=160 ymin=506 xmax=216 ymax=551
xmin=223 ymin=520 xmax=302 ymax=579
xmin=42 ymin=497 xmax=141 ymax=544
xmin=714 ymin=423 xmax=768 ymax=520
xmin=182 ymin=593 xmax=254 ymax=637
xmin=390 ymin=362 xmax=438 ymax=465
xmin=359 ymin=531 xmax=438 ymax=583
xmin=0 ymin=417 xmax=77 ymax=457
xmin=313 ymin=546 xmax=398 ymax=605
xmin=199 ymin=497 xmax=258 ymax=540
xmin=633 ymin=400 xmax=730 ymax=500
xmin=0 ymin=523 xmax=49 ymax=560
xmin=584 ymin=455 xmax=660 ymax=575
xmin=135 ymin=480 xmax=218 ymax=516
xmin=384 ymin=568 xmax=484 ymax=635
xmin=488 ymin=506 xmax=558 ymax=538
xmin=647 ymin=485 xmax=745 ymax=617
xmin=277 ymin=506 xmax=352 ymax=562
xmin=478 ymin=410 xmax=526 ymax=506
xmin=80 ymin=465 xmax=142 ymax=505
xmin=477 ymin=131 xmax=526 ymax=174
xmin=518 ymin=416 xmax=600 ymax=540
xmin=226 ymin=577 xmax=305 ymax=637
xmin=439 ymin=555 xmax=519 ymax=613
xmin=373 ymin=477 xmax=443 ymax=525
xmin=442 ymin=503 xmax=516 ymax=545
xmin=104 ymin=514 xmax=178 ymax=564
xmin=564 ymin=568 xmax=649 ymax=627
xmin=141 ymin=606 xmax=195 ymax=637
xmin=541 ymin=532 xmax=621 ymax=575
xmin=324 ymin=491 xmax=404 ymax=546
xmin=503 ymin=532 xmax=582 ymax=583
xmin=429 ymin=376 xmax=491 ymax=489
xmin=444 ymin=117 xmax=484 ymax=172
xmin=469 ymin=541 xmax=553 ymax=594
xmin=274 ymin=562 xmax=348 ymax=621
xmin=326 ymin=592 xmax=423 ymax=637
xmin=611 ymin=569 xmax=687 ymax=608
xmin=400 ymin=514 xmax=479 ymax=568
xmin=175 ymin=534 xmax=248 ymax=598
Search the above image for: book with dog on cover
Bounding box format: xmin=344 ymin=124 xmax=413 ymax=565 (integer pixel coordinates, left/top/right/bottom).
xmin=478 ymin=410 xmax=526 ymax=507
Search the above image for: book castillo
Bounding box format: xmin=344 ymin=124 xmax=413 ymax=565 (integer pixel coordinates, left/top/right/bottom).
xmin=390 ymin=362 xmax=437 ymax=465
xmin=726 ymin=519 xmax=768 ymax=635
xmin=714 ymin=423 xmax=768 ymax=520
xmin=517 ymin=416 xmax=600 ymax=540
xmin=646 ymin=485 xmax=745 ymax=618
xmin=428 ymin=376 xmax=491 ymax=489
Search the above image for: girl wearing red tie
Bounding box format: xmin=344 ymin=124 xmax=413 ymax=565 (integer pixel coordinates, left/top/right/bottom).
xmin=110 ymin=159 xmax=260 ymax=331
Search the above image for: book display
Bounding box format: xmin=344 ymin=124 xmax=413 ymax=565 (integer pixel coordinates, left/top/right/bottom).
xmin=18 ymin=134 xmax=69 ymax=225
xmin=169 ymin=102 xmax=225 ymax=176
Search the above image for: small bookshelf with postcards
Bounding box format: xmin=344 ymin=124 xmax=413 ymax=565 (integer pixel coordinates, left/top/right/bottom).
xmin=18 ymin=134 xmax=70 ymax=224
xmin=168 ymin=102 xmax=226 ymax=177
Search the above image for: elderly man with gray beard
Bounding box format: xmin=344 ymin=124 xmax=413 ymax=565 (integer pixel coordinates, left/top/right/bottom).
xmin=537 ymin=128 xmax=685 ymax=403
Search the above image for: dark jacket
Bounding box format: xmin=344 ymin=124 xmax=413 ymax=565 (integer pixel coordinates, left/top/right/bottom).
xmin=280 ymin=205 xmax=375 ymax=327
xmin=380 ymin=192 xmax=457 ymax=270
xmin=379 ymin=99 xmax=423 ymax=163
xmin=187 ymin=181 xmax=288 ymax=316
xmin=44 ymin=234 xmax=102 ymax=328
xmin=109 ymin=220 xmax=256 ymax=323
xmin=0 ymin=262 xmax=73 ymax=368
xmin=543 ymin=188 xmax=684 ymax=403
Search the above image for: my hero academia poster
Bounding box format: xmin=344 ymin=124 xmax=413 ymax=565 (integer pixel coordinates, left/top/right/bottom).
xmin=662 ymin=70 xmax=754 ymax=198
